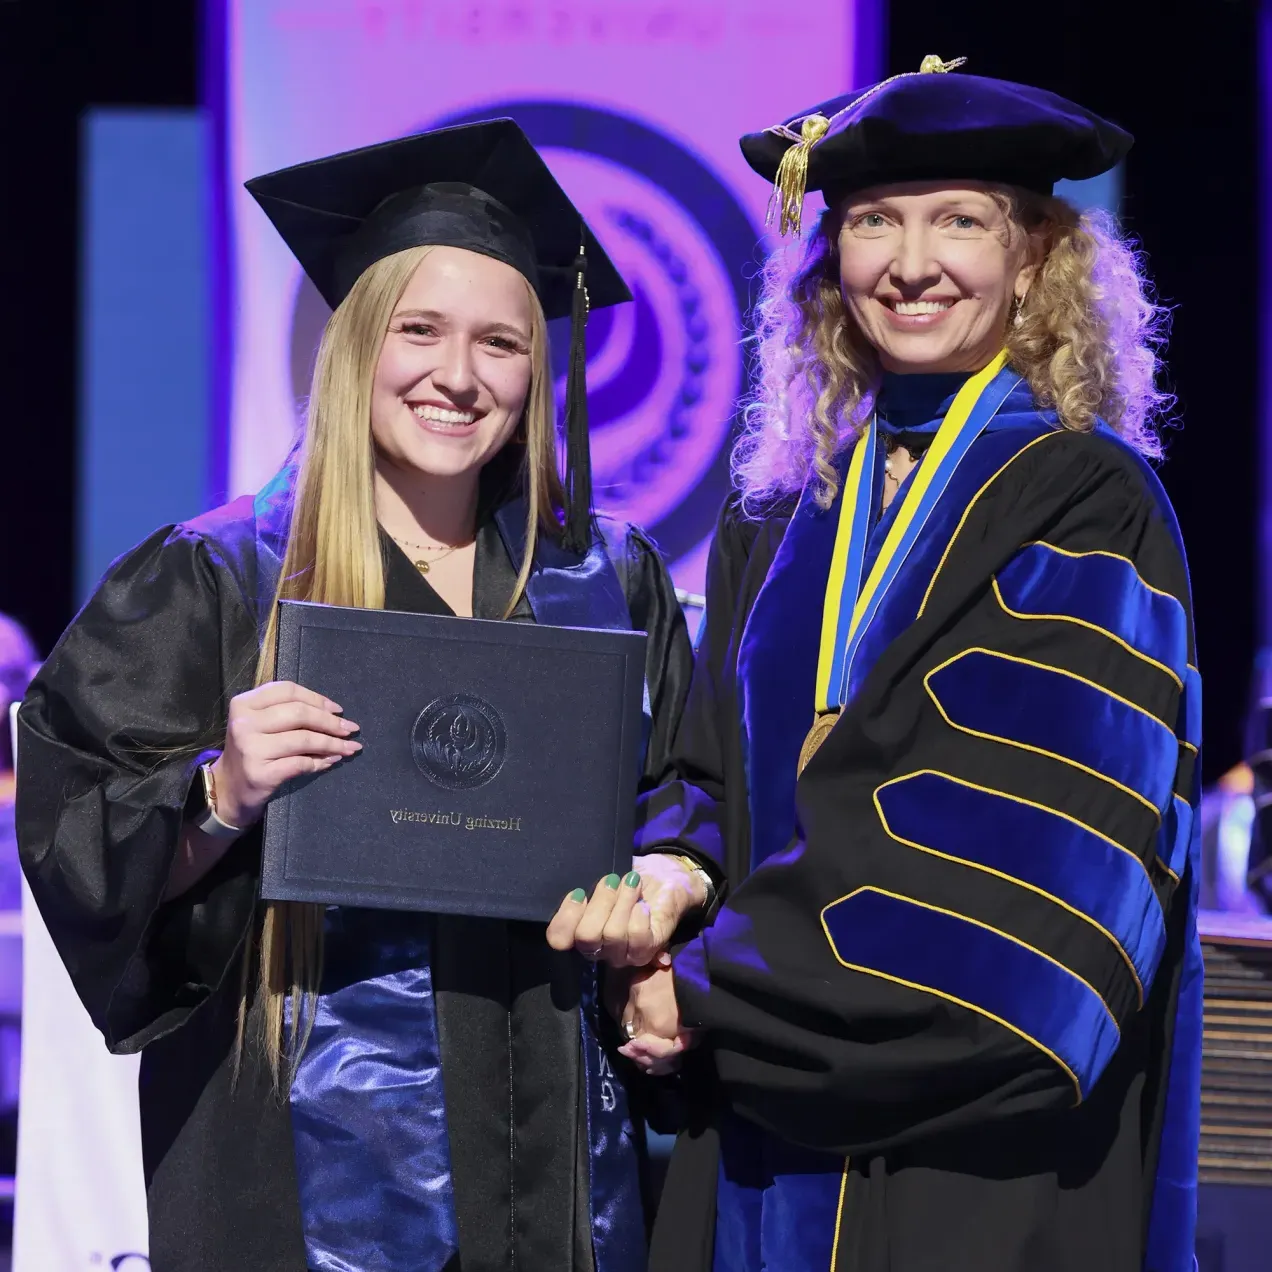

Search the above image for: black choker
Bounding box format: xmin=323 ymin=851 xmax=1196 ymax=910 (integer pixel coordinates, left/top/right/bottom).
xmin=879 ymin=429 xmax=934 ymax=461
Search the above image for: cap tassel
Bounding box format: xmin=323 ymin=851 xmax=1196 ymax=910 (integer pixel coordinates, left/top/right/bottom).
xmin=766 ymin=113 xmax=831 ymax=238
xmin=918 ymin=54 xmax=967 ymax=74
xmin=561 ymin=241 xmax=593 ymax=555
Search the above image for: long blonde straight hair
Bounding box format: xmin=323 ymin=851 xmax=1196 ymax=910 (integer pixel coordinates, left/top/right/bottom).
xmin=241 ymin=245 xmax=563 ymax=1086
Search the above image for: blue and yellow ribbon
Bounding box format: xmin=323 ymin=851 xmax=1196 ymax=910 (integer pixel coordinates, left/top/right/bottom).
xmin=814 ymin=352 xmax=1021 ymax=716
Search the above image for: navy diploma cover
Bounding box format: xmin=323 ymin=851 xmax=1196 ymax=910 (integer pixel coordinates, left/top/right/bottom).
xmin=261 ymin=600 xmax=648 ymax=921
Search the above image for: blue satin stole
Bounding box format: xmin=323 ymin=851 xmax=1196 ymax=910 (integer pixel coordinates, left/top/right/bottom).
xmin=267 ymin=494 xmax=647 ymax=1272
xmin=720 ymin=378 xmax=1056 ymax=1272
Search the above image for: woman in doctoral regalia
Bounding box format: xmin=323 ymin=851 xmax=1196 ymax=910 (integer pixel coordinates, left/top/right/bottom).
xmin=605 ymin=59 xmax=1202 ymax=1272
xmin=15 ymin=120 xmax=703 ymax=1271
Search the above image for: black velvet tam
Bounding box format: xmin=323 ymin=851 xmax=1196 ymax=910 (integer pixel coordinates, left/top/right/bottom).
xmin=245 ymin=118 xmax=631 ymax=317
xmin=741 ymin=60 xmax=1132 ymax=203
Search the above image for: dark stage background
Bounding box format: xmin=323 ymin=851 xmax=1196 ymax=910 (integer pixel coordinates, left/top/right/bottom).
xmin=0 ymin=1 xmax=201 ymax=658
xmin=891 ymin=0 xmax=1261 ymax=781
xmin=0 ymin=0 xmax=1259 ymax=781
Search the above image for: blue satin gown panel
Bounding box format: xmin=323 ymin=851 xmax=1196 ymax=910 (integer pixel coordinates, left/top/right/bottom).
xmin=723 ymin=383 xmax=943 ymax=1266
xmin=290 ymin=909 xmax=459 ymax=1272
xmin=1145 ymin=827 xmax=1203 ymax=1272
xmin=580 ymin=967 xmax=648 ymax=1272
xmin=736 ymin=453 xmax=845 ymax=872
xmin=714 ymin=1116 xmax=844 ymax=1272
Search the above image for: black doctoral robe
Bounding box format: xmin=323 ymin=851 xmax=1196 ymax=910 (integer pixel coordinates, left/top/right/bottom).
xmin=16 ymin=472 xmax=692 ymax=1272
xmin=635 ymin=378 xmax=1201 ymax=1272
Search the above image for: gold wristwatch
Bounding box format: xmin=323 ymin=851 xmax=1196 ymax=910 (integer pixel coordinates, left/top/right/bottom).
xmin=664 ymin=852 xmax=716 ymax=910
xmin=193 ymin=761 xmax=243 ymax=840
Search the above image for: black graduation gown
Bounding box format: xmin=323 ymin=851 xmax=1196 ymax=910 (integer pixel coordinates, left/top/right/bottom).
xmin=15 ymin=480 xmax=692 ymax=1272
xmin=635 ymin=383 xmax=1202 ymax=1272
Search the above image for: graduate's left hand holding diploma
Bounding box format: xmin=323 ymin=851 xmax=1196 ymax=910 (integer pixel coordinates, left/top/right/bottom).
xmin=165 ymin=680 xmax=361 ymax=900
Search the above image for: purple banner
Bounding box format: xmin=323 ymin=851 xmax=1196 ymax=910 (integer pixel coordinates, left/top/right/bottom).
xmin=225 ymin=0 xmax=872 ymax=592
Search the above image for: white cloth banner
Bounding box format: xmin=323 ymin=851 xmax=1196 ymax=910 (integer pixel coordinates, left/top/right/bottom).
xmin=10 ymin=702 xmax=150 ymax=1271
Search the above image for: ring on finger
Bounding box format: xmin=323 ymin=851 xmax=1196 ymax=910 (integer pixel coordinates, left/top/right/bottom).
xmin=623 ymin=1017 xmax=638 ymax=1041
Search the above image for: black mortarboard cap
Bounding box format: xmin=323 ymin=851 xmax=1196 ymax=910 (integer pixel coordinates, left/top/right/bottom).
xmin=742 ymin=56 xmax=1133 ymax=236
xmin=246 ymin=119 xmax=632 ymax=551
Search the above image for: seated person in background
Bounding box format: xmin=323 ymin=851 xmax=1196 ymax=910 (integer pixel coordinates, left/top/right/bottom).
xmin=1199 ymin=685 xmax=1272 ymax=916
xmin=1198 ymin=763 xmax=1262 ymax=915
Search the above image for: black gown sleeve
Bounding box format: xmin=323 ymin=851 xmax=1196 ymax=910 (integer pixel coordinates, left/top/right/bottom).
xmin=632 ymin=501 xmax=761 ymax=885
xmin=16 ymin=523 xmax=262 ymax=1053
xmin=621 ymin=525 xmax=695 ymax=786
xmin=672 ymin=434 xmax=1196 ymax=1155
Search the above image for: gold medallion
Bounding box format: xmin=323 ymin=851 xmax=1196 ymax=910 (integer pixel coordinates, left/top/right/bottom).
xmin=414 ymin=559 xmax=431 ymax=574
xmin=797 ymin=710 xmax=840 ymax=776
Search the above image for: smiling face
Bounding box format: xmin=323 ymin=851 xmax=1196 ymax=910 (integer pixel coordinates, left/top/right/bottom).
xmin=370 ymin=245 xmax=535 ymax=482
xmin=836 ymin=182 xmax=1041 ymax=374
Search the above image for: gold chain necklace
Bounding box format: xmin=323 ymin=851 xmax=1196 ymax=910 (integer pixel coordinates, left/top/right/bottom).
xmin=391 ymin=533 xmax=471 ymax=576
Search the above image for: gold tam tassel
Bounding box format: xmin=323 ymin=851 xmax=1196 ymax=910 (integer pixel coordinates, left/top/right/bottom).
xmin=919 ymin=54 xmax=967 ymax=74
xmin=763 ymin=56 xmax=966 ymax=239
xmin=766 ymin=113 xmax=830 ymax=238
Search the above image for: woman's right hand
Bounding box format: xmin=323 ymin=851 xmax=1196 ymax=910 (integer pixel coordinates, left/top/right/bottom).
xmin=210 ymin=681 xmax=360 ymax=829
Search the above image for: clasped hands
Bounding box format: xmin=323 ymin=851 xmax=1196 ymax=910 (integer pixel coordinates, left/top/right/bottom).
xmin=546 ymin=854 xmax=702 ymax=1074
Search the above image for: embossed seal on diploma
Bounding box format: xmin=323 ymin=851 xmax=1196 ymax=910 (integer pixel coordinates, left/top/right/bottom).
xmin=411 ymin=693 xmax=508 ymax=791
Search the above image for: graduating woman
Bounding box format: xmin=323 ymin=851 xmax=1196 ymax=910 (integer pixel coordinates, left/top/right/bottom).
xmin=16 ymin=120 xmax=698 ymax=1272
xmin=601 ymin=60 xmax=1202 ymax=1272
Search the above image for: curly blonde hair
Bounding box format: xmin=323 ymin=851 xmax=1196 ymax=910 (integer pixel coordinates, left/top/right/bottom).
xmin=732 ymin=191 xmax=1172 ymax=514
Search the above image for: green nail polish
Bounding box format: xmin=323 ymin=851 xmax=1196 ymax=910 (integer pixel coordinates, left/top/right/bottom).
xmin=569 ymin=888 xmax=587 ymax=903
xmin=624 ymin=870 xmax=641 ymax=888
xmin=604 ymin=873 xmax=621 ymax=890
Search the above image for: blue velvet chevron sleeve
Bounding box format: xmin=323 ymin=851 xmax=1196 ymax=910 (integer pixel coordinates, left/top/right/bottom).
xmin=672 ymin=431 xmax=1198 ymax=1157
